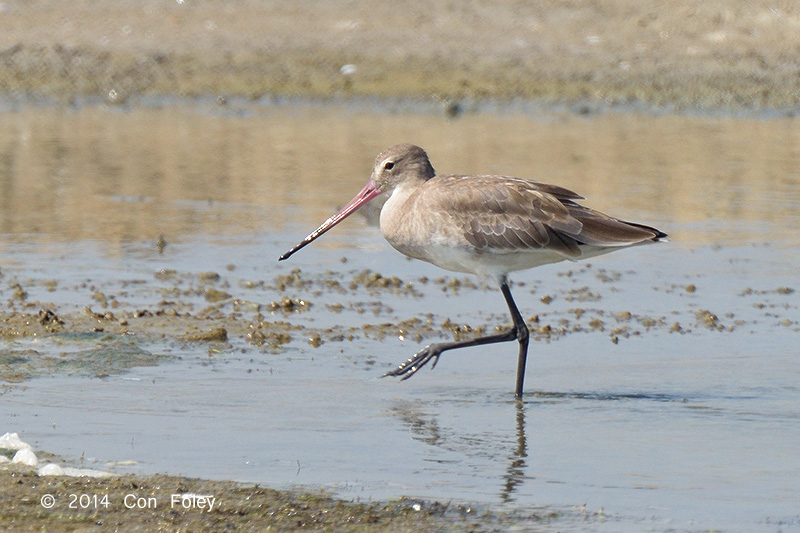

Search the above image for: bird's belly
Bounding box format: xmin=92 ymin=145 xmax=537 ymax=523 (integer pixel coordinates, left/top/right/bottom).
xmin=386 ymin=235 xmax=573 ymax=278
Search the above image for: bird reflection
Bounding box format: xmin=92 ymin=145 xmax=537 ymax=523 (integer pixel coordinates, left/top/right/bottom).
xmin=389 ymin=397 xmax=529 ymax=502
xmin=501 ymin=400 xmax=528 ymax=502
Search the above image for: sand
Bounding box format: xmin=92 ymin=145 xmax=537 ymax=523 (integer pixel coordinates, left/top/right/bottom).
xmin=1 ymin=1 xmax=799 ymax=110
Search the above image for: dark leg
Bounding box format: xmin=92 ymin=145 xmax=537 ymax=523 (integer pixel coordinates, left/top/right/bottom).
xmin=384 ymin=276 xmax=530 ymax=399
xmin=502 ymin=281 xmax=530 ymax=399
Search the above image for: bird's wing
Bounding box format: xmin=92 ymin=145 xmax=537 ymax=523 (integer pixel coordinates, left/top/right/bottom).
xmin=564 ymin=205 xmax=667 ymax=246
xmin=428 ymin=175 xmax=583 ymax=257
xmin=428 ymin=175 xmax=662 ymax=257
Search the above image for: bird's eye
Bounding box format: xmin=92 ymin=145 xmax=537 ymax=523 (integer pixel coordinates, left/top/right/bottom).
xmin=383 ymin=161 xmax=395 ymax=171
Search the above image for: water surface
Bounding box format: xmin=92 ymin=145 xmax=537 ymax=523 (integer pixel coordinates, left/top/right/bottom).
xmin=1 ymin=103 xmax=798 ymax=531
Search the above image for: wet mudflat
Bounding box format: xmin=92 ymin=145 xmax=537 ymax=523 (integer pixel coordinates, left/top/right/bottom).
xmin=0 ymin=103 xmax=798 ymax=531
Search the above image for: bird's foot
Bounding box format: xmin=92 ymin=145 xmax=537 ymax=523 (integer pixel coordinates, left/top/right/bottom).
xmin=383 ymin=344 xmax=442 ymax=380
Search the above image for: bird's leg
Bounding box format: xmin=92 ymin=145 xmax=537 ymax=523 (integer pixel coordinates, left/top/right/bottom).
xmin=384 ymin=277 xmax=530 ymax=399
xmin=501 ymin=280 xmax=530 ymax=400
xmin=383 ymin=329 xmax=518 ymax=381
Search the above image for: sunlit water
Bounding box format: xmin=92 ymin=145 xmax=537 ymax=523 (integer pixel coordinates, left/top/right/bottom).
xmin=1 ymin=103 xmax=798 ymax=531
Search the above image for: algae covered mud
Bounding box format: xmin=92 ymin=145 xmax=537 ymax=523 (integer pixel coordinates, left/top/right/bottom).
xmin=0 ymin=103 xmax=798 ymax=531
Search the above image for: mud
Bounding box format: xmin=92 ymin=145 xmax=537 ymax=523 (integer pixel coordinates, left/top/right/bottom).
xmin=1 ymin=1 xmax=800 ymax=111
xmin=0 ymin=462 xmax=504 ymax=532
xmin=3 ymin=261 xmax=795 ymax=385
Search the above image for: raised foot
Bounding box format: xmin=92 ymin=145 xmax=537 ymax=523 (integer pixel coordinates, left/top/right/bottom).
xmin=382 ymin=344 xmax=442 ymax=380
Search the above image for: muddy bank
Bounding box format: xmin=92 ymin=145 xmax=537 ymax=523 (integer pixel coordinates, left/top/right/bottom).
xmin=1 ymin=1 xmax=799 ymax=110
xmin=0 ymin=463 xmax=508 ymax=532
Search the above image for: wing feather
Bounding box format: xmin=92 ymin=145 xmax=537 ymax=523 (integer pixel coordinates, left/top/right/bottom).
xmin=419 ymin=175 xmax=662 ymax=259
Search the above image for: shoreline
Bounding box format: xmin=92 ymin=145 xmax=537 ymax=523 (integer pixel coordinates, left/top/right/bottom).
xmin=2 ymin=2 xmax=799 ymax=113
xmin=2 ymin=91 xmax=799 ymax=121
xmin=0 ymin=462 xmax=505 ymax=531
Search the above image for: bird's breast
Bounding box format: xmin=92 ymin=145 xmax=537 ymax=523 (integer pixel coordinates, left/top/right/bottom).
xmin=379 ymin=183 xmax=495 ymax=274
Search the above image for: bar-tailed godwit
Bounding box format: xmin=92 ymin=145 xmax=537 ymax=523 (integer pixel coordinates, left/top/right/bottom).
xmin=280 ymin=144 xmax=667 ymax=399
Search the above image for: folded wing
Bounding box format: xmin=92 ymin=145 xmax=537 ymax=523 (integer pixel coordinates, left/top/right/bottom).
xmin=432 ymin=175 xmax=665 ymax=259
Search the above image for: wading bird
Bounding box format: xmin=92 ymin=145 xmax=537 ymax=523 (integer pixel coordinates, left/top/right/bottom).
xmin=279 ymin=144 xmax=666 ymax=399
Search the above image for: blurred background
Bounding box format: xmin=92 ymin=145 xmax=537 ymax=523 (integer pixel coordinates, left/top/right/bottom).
xmin=2 ymin=1 xmax=799 ymax=107
xmin=1 ymin=1 xmax=799 ymax=246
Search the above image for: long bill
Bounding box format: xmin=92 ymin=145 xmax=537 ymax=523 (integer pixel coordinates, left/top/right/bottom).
xmin=279 ymin=180 xmax=383 ymax=261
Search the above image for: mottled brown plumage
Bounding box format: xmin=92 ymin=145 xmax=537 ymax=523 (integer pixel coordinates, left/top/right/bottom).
xmin=280 ymin=143 xmax=667 ymax=398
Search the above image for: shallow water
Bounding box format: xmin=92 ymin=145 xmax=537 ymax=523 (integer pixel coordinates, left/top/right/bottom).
xmin=1 ymin=103 xmax=799 ymax=531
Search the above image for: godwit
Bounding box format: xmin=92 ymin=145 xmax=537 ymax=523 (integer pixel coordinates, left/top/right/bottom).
xmin=279 ymin=144 xmax=666 ymax=399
